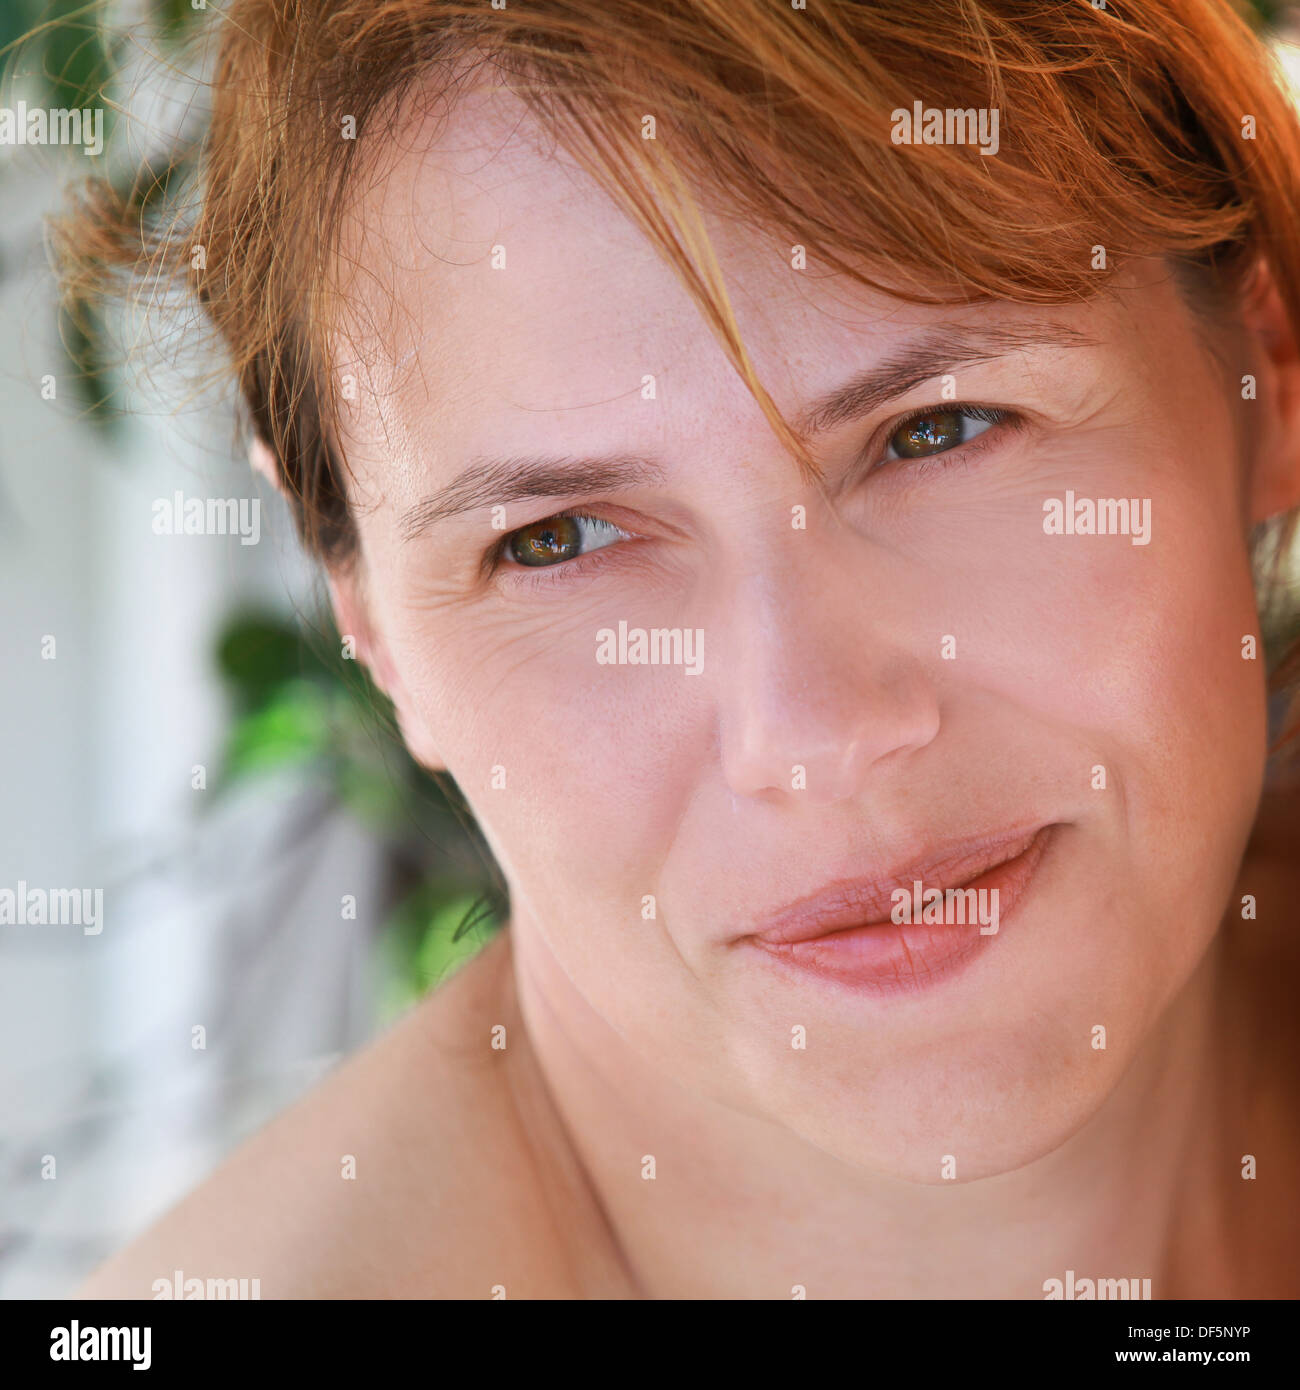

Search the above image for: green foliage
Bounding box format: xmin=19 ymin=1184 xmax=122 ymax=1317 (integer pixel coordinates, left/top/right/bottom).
xmin=213 ymin=609 xmax=504 ymax=1009
xmin=216 ymin=611 xmax=338 ymax=717
xmin=152 ymin=0 xmax=207 ymax=45
xmin=56 ymin=293 xmax=117 ymax=426
xmin=379 ymin=888 xmax=501 ymax=1023
xmin=38 ymin=0 xmax=110 ymax=114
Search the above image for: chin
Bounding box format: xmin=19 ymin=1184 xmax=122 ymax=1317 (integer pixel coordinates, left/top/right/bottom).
xmin=724 ymin=986 xmax=1146 ymax=1186
xmin=796 ymin=1070 xmax=1119 ymax=1185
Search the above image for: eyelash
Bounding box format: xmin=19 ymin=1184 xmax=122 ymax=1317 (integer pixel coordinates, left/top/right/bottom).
xmin=487 ymin=403 xmax=1023 ymax=589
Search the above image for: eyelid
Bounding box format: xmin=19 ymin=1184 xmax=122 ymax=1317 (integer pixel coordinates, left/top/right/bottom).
xmin=495 ymin=542 xmax=636 ymax=595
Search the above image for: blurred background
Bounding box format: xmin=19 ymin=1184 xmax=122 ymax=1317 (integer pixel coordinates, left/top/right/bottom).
xmin=0 ymin=0 xmax=503 ymax=1296
xmin=0 ymin=0 xmax=1297 ymax=1297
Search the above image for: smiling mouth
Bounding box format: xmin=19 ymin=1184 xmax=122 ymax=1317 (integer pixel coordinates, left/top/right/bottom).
xmin=745 ymin=822 xmax=1059 ymax=996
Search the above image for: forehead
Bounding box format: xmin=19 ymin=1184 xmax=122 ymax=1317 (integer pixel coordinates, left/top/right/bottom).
xmin=339 ymin=83 xmax=850 ymax=421
xmin=330 ymin=77 xmax=1162 ymax=500
xmin=337 ymin=84 xmax=884 ymax=433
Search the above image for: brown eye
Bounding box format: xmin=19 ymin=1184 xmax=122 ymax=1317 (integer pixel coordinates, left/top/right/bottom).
xmin=883 ymin=406 xmax=1006 ymax=462
xmin=888 ymin=409 xmax=967 ymax=459
xmin=503 ymin=512 xmax=628 ymax=569
xmin=508 ymin=515 xmax=583 ymax=566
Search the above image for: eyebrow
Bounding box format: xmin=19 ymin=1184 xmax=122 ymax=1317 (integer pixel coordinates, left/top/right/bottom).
xmin=792 ymin=322 xmax=1096 ymax=436
xmin=400 ymin=321 xmax=1095 ymax=539
xmin=400 ymin=454 xmax=664 ymax=538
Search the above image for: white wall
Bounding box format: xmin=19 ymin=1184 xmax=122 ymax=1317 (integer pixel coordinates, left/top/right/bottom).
xmin=0 ymin=160 xmax=385 ymax=1297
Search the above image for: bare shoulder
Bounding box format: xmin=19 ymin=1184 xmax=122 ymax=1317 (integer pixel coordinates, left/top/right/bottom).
xmin=77 ymin=931 xmax=586 ymax=1299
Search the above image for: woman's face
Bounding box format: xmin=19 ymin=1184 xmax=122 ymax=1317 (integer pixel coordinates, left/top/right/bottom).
xmin=332 ymin=83 xmax=1274 ymax=1181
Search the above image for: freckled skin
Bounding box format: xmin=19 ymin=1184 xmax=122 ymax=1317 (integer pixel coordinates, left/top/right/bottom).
xmin=81 ymin=79 xmax=1300 ymax=1299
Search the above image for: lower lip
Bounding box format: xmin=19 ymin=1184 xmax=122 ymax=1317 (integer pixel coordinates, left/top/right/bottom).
xmin=748 ymin=825 xmax=1057 ymax=997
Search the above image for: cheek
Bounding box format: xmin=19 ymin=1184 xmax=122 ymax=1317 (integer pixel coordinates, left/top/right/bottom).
xmin=396 ymin=591 xmax=708 ymax=913
xmin=943 ymin=437 xmax=1266 ymax=985
xmin=915 ymin=417 xmax=1265 ymax=792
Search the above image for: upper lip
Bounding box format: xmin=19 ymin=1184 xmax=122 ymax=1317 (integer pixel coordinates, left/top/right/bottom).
xmin=750 ymin=823 xmax=1053 ymax=946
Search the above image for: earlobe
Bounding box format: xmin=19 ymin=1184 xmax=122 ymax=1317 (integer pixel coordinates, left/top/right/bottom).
xmin=326 ymin=572 xmax=447 ymax=772
xmin=1239 ymin=261 xmax=1300 ymax=524
xmin=248 ymin=435 xmax=284 ymax=493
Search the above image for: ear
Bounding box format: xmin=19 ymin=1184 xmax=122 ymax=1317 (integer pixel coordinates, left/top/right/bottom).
xmin=248 ymin=434 xmax=283 ymax=493
xmin=1239 ymin=260 xmax=1300 ymax=524
xmin=326 ymin=567 xmax=446 ymax=772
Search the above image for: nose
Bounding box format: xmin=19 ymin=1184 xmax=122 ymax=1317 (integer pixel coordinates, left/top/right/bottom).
xmin=715 ymin=540 xmax=941 ymax=804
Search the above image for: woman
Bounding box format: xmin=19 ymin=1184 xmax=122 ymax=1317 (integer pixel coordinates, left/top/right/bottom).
xmin=68 ymin=0 xmax=1300 ymax=1297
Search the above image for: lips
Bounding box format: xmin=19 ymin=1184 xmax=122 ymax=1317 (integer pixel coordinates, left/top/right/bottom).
xmin=746 ymin=823 xmax=1058 ymax=995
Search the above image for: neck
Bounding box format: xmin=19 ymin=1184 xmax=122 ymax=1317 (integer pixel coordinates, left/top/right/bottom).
xmin=507 ymin=917 xmax=1246 ymax=1299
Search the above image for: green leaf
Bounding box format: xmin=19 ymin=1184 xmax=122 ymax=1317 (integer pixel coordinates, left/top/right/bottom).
xmin=215 ymin=613 xmax=332 ymax=713
xmin=222 ymin=681 xmax=334 ymax=780
xmin=38 ymin=0 xmax=110 ymax=116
